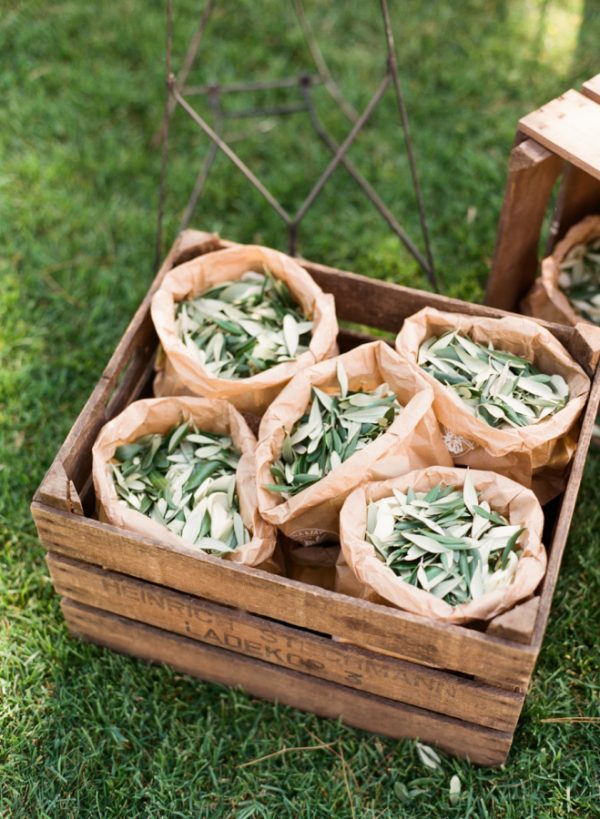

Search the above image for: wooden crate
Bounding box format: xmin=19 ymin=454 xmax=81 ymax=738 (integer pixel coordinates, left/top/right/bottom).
xmin=486 ymin=73 xmax=600 ymax=313
xmin=32 ymin=229 xmax=600 ymax=766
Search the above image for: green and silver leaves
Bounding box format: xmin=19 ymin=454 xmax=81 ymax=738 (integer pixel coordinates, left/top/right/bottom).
xmin=366 ymin=472 xmax=523 ymax=606
xmin=418 ymin=330 xmax=569 ymax=429
xmin=266 ymin=363 xmax=403 ymax=498
xmin=111 ymin=421 xmax=250 ymax=555
xmin=558 ymin=236 xmax=600 ymax=324
xmin=175 ymin=268 xmax=312 ymax=379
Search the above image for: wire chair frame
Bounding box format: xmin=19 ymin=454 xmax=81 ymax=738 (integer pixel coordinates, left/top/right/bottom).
xmin=156 ymin=0 xmax=438 ymax=291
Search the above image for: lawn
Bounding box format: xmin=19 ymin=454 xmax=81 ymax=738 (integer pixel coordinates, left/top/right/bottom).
xmin=1 ymin=0 xmax=599 ymax=816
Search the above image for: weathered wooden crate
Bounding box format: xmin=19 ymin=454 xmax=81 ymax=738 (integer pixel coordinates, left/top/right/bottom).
xmin=32 ymin=229 xmax=600 ymax=766
xmin=486 ymin=73 xmax=600 ymax=313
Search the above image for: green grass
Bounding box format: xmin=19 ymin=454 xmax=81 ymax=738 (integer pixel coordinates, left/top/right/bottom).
xmin=1 ymin=0 xmax=600 ymax=815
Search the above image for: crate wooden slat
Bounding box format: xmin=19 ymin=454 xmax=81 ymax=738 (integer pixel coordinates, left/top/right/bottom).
xmin=34 ymin=502 xmax=535 ymax=688
xmin=32 ymin=228 xmax=600 ymax=766
xmin=61 ymin=599 xmax=513 ymax=766
xmin=518 ymin=89 xmax=600 ymax=182
xmin=582 ymin=73 xmax=600 ymax=105
xmin=47 ymin=554 xmax=523 ymax=731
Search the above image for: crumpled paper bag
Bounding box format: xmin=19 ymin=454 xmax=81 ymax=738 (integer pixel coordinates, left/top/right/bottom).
xmin=92 ymin=396 xmax=278 ymax=570
xmin=396 ymin=307 xmax=590 ymax=502
xmin=522 ymin=215 xmax=600 ymax=326
xmin=337 ymin=465 xmax=547 ymax=624
xmin=151 ymin=244 xmax=338 ymax=415
xmin=255 ymin=340 xmax=453 ymax=545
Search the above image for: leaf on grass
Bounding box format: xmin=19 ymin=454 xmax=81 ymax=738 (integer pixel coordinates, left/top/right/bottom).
xmin=449 ymin=774 xmax=461 ymax=805
xmin=416 ymin=742 xmax=442 ymax=770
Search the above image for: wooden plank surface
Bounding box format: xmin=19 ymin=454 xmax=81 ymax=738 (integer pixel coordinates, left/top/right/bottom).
xmin=61 ymin=599 xmax=513 ymax=766
xmin=486 ymin=138 xmax=562 ymax=311
xmin=47 ymin=553 xmax=523 ymax=731
xmin=32 ymin=502 xmax=536 ymax=690
xmin=582 ymin=74 xmax=600 ymax=105
xmin=486 ymin=597 xmax=540 ymax=644
xmin=37 ymin=460 xmax=83 ymax=516
xmin=532 ymin=363 xmax=600 ymax=647
xmin=519 ymin=90 xmax=600 ymax=181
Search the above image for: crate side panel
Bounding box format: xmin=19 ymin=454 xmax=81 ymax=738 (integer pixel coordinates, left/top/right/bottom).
xmin=33 ymin=503 xmax=536 ymax=691
xmin=62 ymin=599 xmax=513 ymax=767
xmin=47 ymin=553 xmax=523 ymax=732
xmin=486 ymin=138 xmax=562 ymax=311
xmin=532 ymin=364 xmax=600 ymax=646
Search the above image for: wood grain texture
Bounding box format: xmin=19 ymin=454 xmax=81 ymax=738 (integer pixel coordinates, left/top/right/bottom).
xmin=61 ymin=599 xmax=513 ymax=766
xmin=519 ymin=90 xmax=600 ymax=181
xmin=36 ymin=460 xmax=83 ymax=516
xmin=47 ymin=553 xmax=524 ymax=731
xmin=486 ymin=138 xmax=562 ymax=311
xmin=486 ymin=597 xmax=540 ymax=644
xmin=32 ymin=502 xmax=536 ymax=690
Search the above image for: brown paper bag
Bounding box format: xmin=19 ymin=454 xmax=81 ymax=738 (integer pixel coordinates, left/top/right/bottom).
xmin=151 ymin=244 xmax=338 ymax=415
xmin=337 ymin=466 xmax=547 ymax=624
xmin=92 ymin=396 xmax=278 ymax=570
xmin=522 ymin=215 xmax=600 ymax=327
xmin=395 ymin=307 xmax=590 ymax=502
xmin=255 ymin=341 xmax=453 ymax=545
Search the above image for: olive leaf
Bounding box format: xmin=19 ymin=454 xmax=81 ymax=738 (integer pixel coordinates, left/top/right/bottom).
xmin=449 ymin=775 xmax=461 ymax=805
xmin=266 ymin=362 xmax=403 ymax=498
xmin=111 ymin=420 xmax=250 ymax=555
xmin=558 ymin=236 xmax=600 ymax=324
xmin=415 ymin=742 xmax=442 ymax=771
xmin=418 ymin=330 xmax=569 ymax=428
xmin=366 ymin=475 xmax=524 ymax=605
xmin=175 ymin=267 xmax=312 ymax=379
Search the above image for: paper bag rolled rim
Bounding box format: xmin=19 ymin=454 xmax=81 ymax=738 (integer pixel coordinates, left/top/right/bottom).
xmin=150 ymin=243 xmax=338 ymax=398
xmin=256 ymin=340 xmax=452 ymax=527
xmin=92 ymin=396 xmax=277 ymax=567
xmin=395 ymin=306 xmax=590 ymax=457
xmin=339 ymin=465 xmax=547 ymax=624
